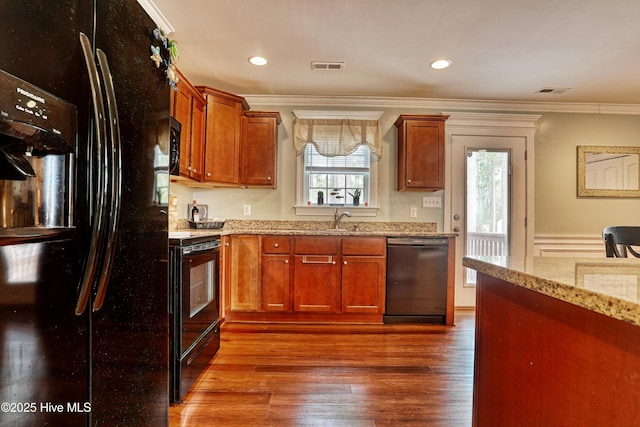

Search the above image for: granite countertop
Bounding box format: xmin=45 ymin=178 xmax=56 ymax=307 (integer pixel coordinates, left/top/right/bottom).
xmin=171 ymin=219 xmax=456 ymax=238
xmin=463 ymin=255 xmax=640 ymax=327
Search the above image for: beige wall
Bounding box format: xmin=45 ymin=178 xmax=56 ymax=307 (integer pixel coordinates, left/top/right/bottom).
xmin=171 ymin=104 xmax=640 ymax=237
xmin=535 ymin=113 xmax=640 ymax=236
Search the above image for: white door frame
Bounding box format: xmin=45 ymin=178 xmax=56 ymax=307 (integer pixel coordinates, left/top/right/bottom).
xmin=443 ymin=113 xmax=541 ymax=306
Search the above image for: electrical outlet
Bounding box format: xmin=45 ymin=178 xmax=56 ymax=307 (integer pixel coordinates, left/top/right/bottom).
xmin=243 ymin=204 xmax=251 ymax=216
xmin=423 ymin=196 xmax=442 ymax=208
xmin=410 ymin=207 xmax=417 ymax=218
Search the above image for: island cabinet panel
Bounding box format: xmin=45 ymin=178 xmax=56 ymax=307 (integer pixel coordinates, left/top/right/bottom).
xmin=395 ymin=114 xmax=449 ymax=191
xmin=241 ymin=111 xmax=281 ymax=188
xmin=229 ymin=235 xmax=260 ymax=311
xmin=473 ymin=273 xmax=640 ymax=427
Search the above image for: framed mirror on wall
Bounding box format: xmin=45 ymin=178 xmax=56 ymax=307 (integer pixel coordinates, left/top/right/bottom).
xmin=577 ymin=145 xmax=640 ymax=197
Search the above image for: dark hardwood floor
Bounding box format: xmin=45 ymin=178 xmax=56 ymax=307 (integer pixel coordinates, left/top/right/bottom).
xmin=169 ymin=309 xmax=475 ymax=427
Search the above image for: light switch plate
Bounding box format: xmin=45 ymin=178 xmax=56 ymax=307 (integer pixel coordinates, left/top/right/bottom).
xmin=243 ymin=204 xmax=251 ymax=216
xmin=410 ymin=207 xmax=417 ymax=218
xmin=423 ymin=196 xmax=442 ymax=208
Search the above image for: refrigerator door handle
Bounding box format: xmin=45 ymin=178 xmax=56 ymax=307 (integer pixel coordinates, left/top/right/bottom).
xmin=75 ymin=32 xmax=109 ymax=315
xmin=92 ymin=49 xmax=122 ymax=312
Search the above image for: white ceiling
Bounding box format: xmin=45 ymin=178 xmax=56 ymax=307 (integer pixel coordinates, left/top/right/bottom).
xmin=152 ymin=0 xmax=640 ymax=104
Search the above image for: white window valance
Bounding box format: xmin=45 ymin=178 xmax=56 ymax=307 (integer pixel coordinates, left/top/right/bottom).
xmin=293 ymin=118 xmax=382 ymax=158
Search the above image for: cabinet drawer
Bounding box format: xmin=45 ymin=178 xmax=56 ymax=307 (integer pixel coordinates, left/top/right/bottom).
xmin=342 ymin=237 xmax=386 ymax=256
xmin=294 ymin=236 xmax=340 ymax=254
xmin=263 ymin=236 xmax=291 ymax=254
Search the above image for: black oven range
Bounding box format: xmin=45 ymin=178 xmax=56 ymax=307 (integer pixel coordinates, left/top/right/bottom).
xmin=169 ymin=232 xmax=221 ymax=403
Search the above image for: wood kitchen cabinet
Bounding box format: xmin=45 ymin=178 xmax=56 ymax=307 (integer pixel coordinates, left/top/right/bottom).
xmin=229 ymin=235 xmax=260 ymax=311
xmin=261 ymin=236 xmax=291 ymax=312
xmin=395 ymin=114 xmax=449 ymax=191
xmin=226 ymin=234 xmax=390 ymax=323
xmin=220 ymin=235 xmax=231 ymax=318
xmin=341 ymin=237 xmax=386 ymax=314
xmin=171 ymin=68 xmax=206 ymax=181
xmin=241 ymin=111 xmax=281 ymax=188
xmin=293 ymin=237 xmax=341 ymax=313
xmin=197 ymin=86 xmax=249 ymax=184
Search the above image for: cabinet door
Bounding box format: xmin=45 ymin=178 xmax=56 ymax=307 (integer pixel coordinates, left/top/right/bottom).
xmin=341 ymin=256 xmax=386 ymax=314
xmin=241 ymin=112 xmax=280 ymax=187
xmin=396 ymin=115 xmax=448 ymax=191
xmin=200 ymin=88 xmax=246 ymax=184
xmin=261 ymin=254 xmax=291 ymax=311
xmin=229 ymin=235 xmax=260 ymax=311
xmin=171 ymin=81 xmax=193 ymax=177
xmin=220 ymin=235 xmax=231 ymax=318
xmin=189 ymin=97 xmax=205 ymax=181
xmin=293 ymin=255 xmax=340 ymax=313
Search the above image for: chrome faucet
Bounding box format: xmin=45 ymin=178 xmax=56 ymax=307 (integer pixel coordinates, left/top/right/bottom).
xmin=333 ymin=209 xmax=351 ymax=229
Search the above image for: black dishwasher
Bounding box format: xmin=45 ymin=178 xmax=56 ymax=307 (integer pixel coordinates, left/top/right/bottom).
xmin=384 ymin=237 xmax=448 ymax=324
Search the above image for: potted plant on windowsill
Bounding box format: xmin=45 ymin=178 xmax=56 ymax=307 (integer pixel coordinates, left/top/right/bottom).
xmin=348 ymin=189 xmax=362 ymax=206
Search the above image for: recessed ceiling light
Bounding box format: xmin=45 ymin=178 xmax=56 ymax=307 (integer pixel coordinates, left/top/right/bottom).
xmin=430 ymin=59 xmax=452 ymax=70
xmin=248 ymin=56 xmax=268 ymax=66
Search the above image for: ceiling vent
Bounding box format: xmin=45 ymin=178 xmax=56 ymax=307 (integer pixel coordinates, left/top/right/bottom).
xmin=535 ymin=87 xmax=571 ymax=94
xmin=311 ymin=61 xmax=344 ymax=71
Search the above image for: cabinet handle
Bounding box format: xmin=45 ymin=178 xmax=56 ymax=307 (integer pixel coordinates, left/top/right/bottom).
xmin=187 ymin=166 xmax=192 ymax=171
xmin=267 ymin=176 xmax=272 ymax=180
xmin=274 ymin=243 xmax=279 ymax=248
xmin=207 ymin=172 xmax=211 ymax=177
xmin=332 ymin=261 xmax=336 ymax=265
xmin=407 ymin=179 xmax=412 ymax=184
xmin=302 ymin=255 xmax=334 ymax=264
xmin=344 ymin=261 xmax=347 ymax=265
xmin=193 ymin=168 xmax=197 ymax=173
xmin=284 ymin=259 xmax=289 ymax=264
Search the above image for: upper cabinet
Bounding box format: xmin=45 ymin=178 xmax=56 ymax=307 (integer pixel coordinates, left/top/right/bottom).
xmin=197 ymin=86 xmax=249 ymax=185
xmin=171 ymin=68 xmax=206 ymax=181
xmin=394 ymin=114 xmax=449 ymax=191
xmin=241 ymin=111 xmax=282 ymax=188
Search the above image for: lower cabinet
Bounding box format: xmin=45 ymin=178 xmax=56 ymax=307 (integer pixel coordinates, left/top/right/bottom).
xmin=229 ymin=235 xmax=260 ymax=311
xmin=293 ymin=254 xmax=341 ymax=313
xmin=261 ymin=236 xmax=291 ymax=312
xmin=341 ymin=256 xmax=386 ymax=313
xmin=226 ymin=234 xmax=386 ymax=322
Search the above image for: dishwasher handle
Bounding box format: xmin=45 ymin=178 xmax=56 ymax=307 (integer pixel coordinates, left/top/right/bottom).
xmin=387 ymin=237 xmax=448 ymax=246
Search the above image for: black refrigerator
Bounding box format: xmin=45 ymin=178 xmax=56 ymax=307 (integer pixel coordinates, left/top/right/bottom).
xmin=0 ymin=1 xmax=171 ymax=425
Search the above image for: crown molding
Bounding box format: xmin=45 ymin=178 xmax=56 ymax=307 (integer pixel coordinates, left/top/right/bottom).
xmin=292 ymin=110 xmax=383 ymax=120
xmin=242 ymin=94 xmax=640 ymax=115
xmin=137 ymin=0 xmax=175 ymax=35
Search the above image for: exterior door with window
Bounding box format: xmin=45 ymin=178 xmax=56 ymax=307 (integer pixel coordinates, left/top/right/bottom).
xmin=445 ymin=114 xmax=539 ymax=307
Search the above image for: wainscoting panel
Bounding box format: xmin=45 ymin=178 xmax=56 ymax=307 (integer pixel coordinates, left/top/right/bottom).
xmin=533 ymin=235 xmax=606 ymax=258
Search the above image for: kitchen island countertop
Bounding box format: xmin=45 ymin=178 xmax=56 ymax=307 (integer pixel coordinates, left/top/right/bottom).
xmin=463 ymin=255 xmax=640 ymax=327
